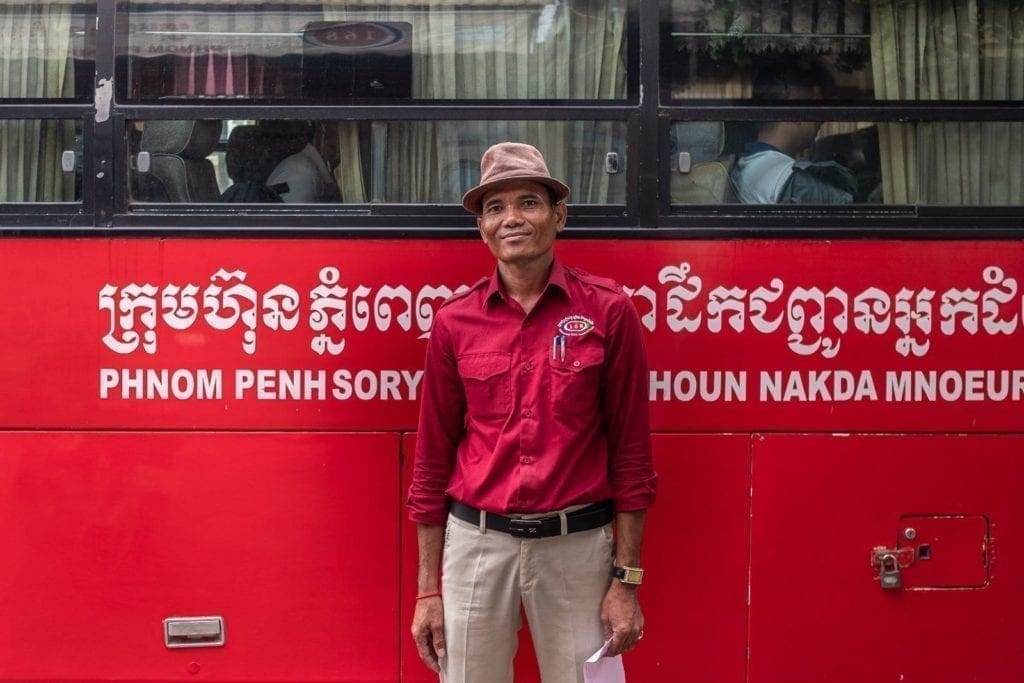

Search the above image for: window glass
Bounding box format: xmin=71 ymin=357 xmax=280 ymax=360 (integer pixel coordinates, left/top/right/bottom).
xmin=128 ymin=119 xmax=627 ymax=205
xmin=662 ymin=0 xmax=1024 ymax=102
xmin=0 ymin=119 xmax=82 ymax=202
xmin=120 ymin=1 xmax=629 ymax=101
xmin=0 ymin=1 xmax=94 ymax=100
xmin=669 ymin=120 xmax=1024 ymax=206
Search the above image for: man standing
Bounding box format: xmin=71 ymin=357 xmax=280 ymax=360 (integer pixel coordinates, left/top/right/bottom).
xmin=408 ymin=142 xmax=658 ymax=682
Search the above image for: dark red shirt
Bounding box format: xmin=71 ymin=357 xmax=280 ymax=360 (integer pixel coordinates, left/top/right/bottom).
xmin=407 ymin=260 xmax=658 ymax=525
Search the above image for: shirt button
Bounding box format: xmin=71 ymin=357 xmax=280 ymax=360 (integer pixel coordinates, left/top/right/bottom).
xmin=524 ymin=362 xmax=533 ymax=371
xmin=521 ymin=457 xmax=533 ymax=465
xmin=523 ymin=409 xmax=533 ymax=418
xmin=573 ymin=360 xmax=581 ymax=367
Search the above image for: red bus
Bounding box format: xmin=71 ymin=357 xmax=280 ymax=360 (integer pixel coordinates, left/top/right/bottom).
xmin=2 ymin=0 xmax=1023 ymax=680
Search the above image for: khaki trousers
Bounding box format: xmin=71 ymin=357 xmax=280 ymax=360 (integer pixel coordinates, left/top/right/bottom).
xmin=440 ymin=512 xmax=614 ymax=683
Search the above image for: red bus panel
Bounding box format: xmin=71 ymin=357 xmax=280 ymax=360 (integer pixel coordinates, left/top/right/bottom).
xmin=0 ymin=432 xmax=400 ymax=682
xmin=749 ymin=434 xmax=1024 ymax=682
xmin=2 ymin=237 xmax=1024 ymax=680
xmin=2 ymin=239 xmax=1024 ymax=433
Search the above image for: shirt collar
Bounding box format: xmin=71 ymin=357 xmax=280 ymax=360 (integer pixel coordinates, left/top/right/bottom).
xmin=741 ymin=141 xmax=782 ymax=157
xmin=483 ymin=259 xmax=572 ymax=309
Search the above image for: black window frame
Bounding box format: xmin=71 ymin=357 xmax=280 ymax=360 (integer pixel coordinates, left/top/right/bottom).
xmin=1 ymin=0 xmax=1021 ymax=236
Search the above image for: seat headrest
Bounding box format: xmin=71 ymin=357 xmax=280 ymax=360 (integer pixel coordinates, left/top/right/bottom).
xmin=256 ymin=120 xmax=313 ymax=158
xmin=141 ymin=120 xmax=221 ymax=159
xmin=671 ymin=122 xmax=725 ymax=164
xmin=225 ymin=125 xmax=282 ymax=184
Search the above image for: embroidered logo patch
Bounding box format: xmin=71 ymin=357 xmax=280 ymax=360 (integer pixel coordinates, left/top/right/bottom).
xmin=557 ymin=315 xmax=595 ymax=337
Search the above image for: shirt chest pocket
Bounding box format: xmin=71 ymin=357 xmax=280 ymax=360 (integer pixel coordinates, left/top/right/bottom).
xmin=458 ymin=353 xmax=512 ymax=419
xmin=549 ymin=345 xmax=604 ymax=415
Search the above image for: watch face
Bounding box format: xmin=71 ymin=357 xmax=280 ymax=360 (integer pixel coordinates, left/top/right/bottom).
xmin=622 ymin=567 xmax=644 ymax=584
xmin=612 ymin=565 xmax=644 ymax=584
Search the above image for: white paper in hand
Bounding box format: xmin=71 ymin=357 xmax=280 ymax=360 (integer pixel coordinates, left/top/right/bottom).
xmin=583 ymin=638 xmax=625 ymax=683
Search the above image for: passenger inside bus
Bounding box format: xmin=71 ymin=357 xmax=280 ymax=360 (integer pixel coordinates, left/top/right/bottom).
xmin=730 ymin=60 xmax=859 ymax=204
xmin=264 ymin=121 xmax=342 ymax=203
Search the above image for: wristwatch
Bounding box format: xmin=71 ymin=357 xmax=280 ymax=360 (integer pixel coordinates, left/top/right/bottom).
xmin=610 ymin=565 xmax=644 ymax=585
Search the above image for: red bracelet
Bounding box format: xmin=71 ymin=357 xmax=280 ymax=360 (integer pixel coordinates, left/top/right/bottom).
xmin=416 ymin=591 xmax=442 ymax=601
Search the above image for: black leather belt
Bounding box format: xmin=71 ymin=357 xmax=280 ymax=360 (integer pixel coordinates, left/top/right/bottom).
xmin=449 ymin=500 xmax=614 ymax=538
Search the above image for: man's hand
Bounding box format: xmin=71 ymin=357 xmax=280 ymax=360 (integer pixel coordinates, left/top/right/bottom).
xmin=601 ymin=581 xmax=644 ymax=657
xmin=411 ymin=595 xmax=446 ymax=672
xmin=412 ymin=524 xmax=447 ymax=672
xmin=602 ymin=509 xmax=647 ymax=656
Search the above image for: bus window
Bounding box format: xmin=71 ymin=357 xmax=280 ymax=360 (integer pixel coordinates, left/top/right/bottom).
xmin=0 ymin=1 xmax=94 ymax=101
xmin=119 ymin=0 xmax=630 ymax=102
xmin=128 ymin=119 xmax=628 ymax=206
xmin=661 ymin=0 xmax=1022 ymax=103
xmin=670 ymin=119 xmax=1024 ymax=207
xmin=0 ymin=119 xmax=81 ymax=202
xmin=670 ymin=120 xmax=881 ymax=205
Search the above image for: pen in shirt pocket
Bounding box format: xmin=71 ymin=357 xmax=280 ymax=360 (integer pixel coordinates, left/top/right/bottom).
xmin=551 ymin=334 xmax=566 ymax=362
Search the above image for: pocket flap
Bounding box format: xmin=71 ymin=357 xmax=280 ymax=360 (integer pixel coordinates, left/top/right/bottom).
xmin=549 ymin=348 xmax=604 ymax=373
xmin=458 ymin=353 xmax=511 ymax=381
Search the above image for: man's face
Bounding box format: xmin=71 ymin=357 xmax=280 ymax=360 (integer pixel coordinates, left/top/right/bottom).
xmin=476 ymin=180 xmax=566 ymax=267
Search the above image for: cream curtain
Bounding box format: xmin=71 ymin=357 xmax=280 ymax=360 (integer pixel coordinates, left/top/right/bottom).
xmin=870 ymin=0 xmax=1024 ymax=204
xmin=323 ymin=0 xmax=628 ymax=203
xmin=0 ymin=2 xmax=77 ymax=202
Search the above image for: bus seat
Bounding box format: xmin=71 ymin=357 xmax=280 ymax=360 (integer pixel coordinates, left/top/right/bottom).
xmin=139 ymin=120 xmax=222 ymax=202
xmin=670 ymin=121 xmax=735 ymax=204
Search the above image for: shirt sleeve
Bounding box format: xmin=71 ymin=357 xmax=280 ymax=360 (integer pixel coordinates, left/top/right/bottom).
xmin=602 ymin=294 xmax=658 ymax=511
xmin=407 ymin=311 xmax=465 ymax=525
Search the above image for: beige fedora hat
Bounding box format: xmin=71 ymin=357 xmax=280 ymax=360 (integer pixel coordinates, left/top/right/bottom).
xmin=461 ymin=142 xmax=570 ymax=214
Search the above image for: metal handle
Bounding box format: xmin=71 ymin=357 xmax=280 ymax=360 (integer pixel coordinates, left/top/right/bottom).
xmin=164 ymin=616 xmax=225 ymax=649
xmin=604 ymin=152 xmax=620 ymax=174
xmin=677 ymin=152 xmax=692 ymax=174
xmin=61 ymin=150 xmax=76 ymax=173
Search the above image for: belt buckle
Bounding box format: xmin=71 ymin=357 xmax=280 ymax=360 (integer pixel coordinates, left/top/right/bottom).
xmin=507 ymin=518 xmax=545 ymax=538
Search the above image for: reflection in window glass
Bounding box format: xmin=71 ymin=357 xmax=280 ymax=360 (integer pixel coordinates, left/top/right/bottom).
xmin=663 ymin=0 xmax=872 ymax=99
xmin=0 ymin=120 xmax=81 ymax=202
xmin=128 ymin=119 xmax=627 ymax=205
xmin=0 ymin=1 xmax=93 ymax=100
xmin=662 ymin=0 xmax=1024 ymax=102
xmin=670 ymin=120 xmax=1024 ymax=207
xmin=122 ymin=1 xmax=628 ymax=101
